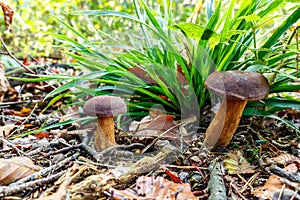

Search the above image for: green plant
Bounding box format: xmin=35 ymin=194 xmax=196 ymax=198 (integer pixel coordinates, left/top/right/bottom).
xmin=10 ymin=0 xmax=300 ymax=132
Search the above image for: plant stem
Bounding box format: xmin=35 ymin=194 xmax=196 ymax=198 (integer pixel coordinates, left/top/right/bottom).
xmin=0 ymin=37 xmax=35 ymax=74
xmin=296 ymin=26 xmax=299 ymax=79
xmin=251 ymin=23 xmax=258 ymax=60
xmin=269 ymin=28 xmax=297 ymax=84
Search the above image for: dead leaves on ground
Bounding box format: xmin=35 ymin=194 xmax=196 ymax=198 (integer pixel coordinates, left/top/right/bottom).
xmin=223 ymin=151 xmax=300 ymax=199
xmin=129 ymin=109 xmax=196 ymax=143
xmin=39 ymin=163 xmax=197 ymax=200
xmin=271 ymin=153 xmax=300 ymax=166
xmin=0 ymin=61 xmax=13 ymax=102
xmin=0 ymin=156 xmax=41 ymax=185
xmin=252 ymin=153 xmax=300 ymax=199
xmin=224 ymin=150 xmax=255 ymax=175
xmin=0 ymin=2 xmax=14 ymax=33
xmin=110 ymin=176 xmax=197 ymax=200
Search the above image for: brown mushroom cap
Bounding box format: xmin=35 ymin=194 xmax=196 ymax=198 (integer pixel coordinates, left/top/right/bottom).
xmin=205 ymin=70 xmax=269 ymax=101
xmin=84 ymin=96 xmax=127 ymax=117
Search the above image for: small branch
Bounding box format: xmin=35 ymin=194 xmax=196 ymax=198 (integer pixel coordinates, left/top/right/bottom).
xmin=6 ymin=64 xmax=45 ymax=76
xmin=207 ymin=161 xmax=227 ymax=200
xmin=0 ymin=170 xmax=66 ymax=197
xmin=270 ymin=165 xmax=300 ymax=183
xmin=0 ymin=36 xmax=35 ymax=74
xmin=0 ymin=51 xmax=9 ymax=55
xmin=0 ymin=100 xmax=41 ymax=107
xmin=9 ymin=152 xmax=80 ymax=186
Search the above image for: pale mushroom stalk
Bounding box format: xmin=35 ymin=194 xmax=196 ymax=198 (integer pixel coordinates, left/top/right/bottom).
xmin=84 ymin=96 xmax=127 ymax=151
xmin=95 ymin=116 xmax=116 ymax=150
xmin=204 ymin=99 xmax=247 ymax=148
xmin=204 ymin=70 xmax=269 ymax=150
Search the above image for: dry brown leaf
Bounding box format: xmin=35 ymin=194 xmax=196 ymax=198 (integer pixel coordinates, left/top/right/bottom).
xmin=0 ymin=157 xmax=41 ymax=185
xmin=252 ymin=175 xmax=291 ymax=199
xmin=0 ymin=124 xmax=16 ymax=138
xmin=38 ymin=171 xmax=72 ymax=200
xmin=129 ymin=109 xmax=166 ymax=132
xmin=69 ymin=172 xmax=116 ymax=199
xmin=110 ymin=176 xmax=197 ymax=200
xmin=0 ymin=61 xmax=11 ymax=102
xmin=129 ymin=66 xmax=157 ymax=84
xmin=0 ymin=3 xmax=14 ymax=33
xmin=271 ymin=153 xmax=300 ymax=166
xmin=143 ymin=115 xmax=176 ymax=131
xmin=133 ymin=115 xmax=177 ymax=140
xmin=129 ymin=115 xmax=153 ymax=131
xmin=252 ymin=158 xmax=299 ymax=199
xmin=224 ymin=150 xmax=255 ymax=174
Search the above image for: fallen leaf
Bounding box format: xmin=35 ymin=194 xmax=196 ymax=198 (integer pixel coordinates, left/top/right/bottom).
xmin=252 ymin=175 xmax=288 ymax=199
xmin=35 ymin=131 xmax=50 ymax=139
xmin=110 ymin=176 xmax=197 ymax=200
xmin=69 ymin=172 xmax=116 ymax=199
xmin=20 ymin=107 xmax=32 ymax=116
xmin=271 ymin=153 xmax=300 ymax=166
xmin=129 ymin=115 xmax=153 ymax=131
xmin=143 ymin=115 xmax=176 ymax=131
xmin=0 ymin=124 xmax=16 ymax=138
xmin=252 ymin=158 xmax=298 ymax=199
xmin=0 ymin=3 xmax=14 ymax=33
xmin=129 ymin=110 xmax=178 ymax=141
xmin=163 ymin=167 xmax=183 ymax=183
xmin=0 ymin=61 xmax=11 ymax=102
xmin=129 ymin=66 xmax=157 ymax=84
xmin=224 ymin=150 xmax=255 ymax=174
xmin=0 ymin=157 xmax=41 ymax=185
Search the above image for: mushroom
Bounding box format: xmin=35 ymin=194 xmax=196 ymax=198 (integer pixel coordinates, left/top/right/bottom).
xmin=83 ymin=96 xmax=127 ymax=150
xmin=204 ymin=70 xmax=269 ymax=150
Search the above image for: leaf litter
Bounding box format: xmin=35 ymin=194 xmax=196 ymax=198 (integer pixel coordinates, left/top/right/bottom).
xmin=0 ymin=9 xmax=299 ymax=199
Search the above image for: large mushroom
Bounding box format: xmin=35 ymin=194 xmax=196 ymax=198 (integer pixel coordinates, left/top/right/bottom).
xmin=83 ymin=96 xmax=127 ymax=150
xmin=204 ymin=70 xmax=269 ymax=150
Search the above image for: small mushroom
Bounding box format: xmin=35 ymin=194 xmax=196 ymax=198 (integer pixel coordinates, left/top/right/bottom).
xmin=83 ymin=96 xmax=127 ymax=150
xmin=204 ymin=70 xmax=269 ymax=150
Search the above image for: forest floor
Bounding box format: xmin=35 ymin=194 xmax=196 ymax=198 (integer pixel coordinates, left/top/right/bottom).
xmin=0 ymin=61 xmax=299 ymax=200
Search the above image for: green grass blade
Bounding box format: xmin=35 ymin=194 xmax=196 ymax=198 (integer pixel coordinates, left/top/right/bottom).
xmin=258 ymin=7 xmax=300 ymax=59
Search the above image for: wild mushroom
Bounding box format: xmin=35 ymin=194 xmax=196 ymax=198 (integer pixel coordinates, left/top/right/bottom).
xmin=83 ymin=96 xmax=127 ymax=150
xmin=204 ymin=70 xmax=269 ymax=150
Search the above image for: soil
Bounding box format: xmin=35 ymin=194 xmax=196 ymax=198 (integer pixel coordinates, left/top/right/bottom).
xmin=0 ymin=63 xmax=299 ymax=199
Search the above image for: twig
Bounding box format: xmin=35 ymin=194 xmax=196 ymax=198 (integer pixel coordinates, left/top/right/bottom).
xmin=0 ymin=100 xmax=41 ymax=107
xmin=7 ymin=103 xmax=38 ymax=138
xmin=207 ymin=161 xmax=227 ymax=199
xmin=0 ymin=36 xmax=35 ymax=74
xmin=98 ymin=143 xmax=144 ymax=156
xmin=270 ymin=165 xmax=300 ymax=183
xmin=43 ymin=143 xmax=83 ymax=157
xmin=0 ymin=170 xmax=66 ymax=197
xmin=0 ymin=51 xmax=8 ymax=55
xmin=141 ymin=122 xmax=182 ymax=154
xmin=76 ymin=159 xmax=117 ymax=168
xmin=37 ymin=169 xmax=72 ymax=200
xmin=6 ymin=64 xmax=45 ymax=76
xmin=9 ymin=152 xmax=80 ymax=186
xmin=0 ymin=138 xmax=26 ymax=156
xmin=241 ymin=172 xmax=260 ymax=192
xmin=163 ymin=164 xmax=207 ymax=170
xmin=229 ymin=180 xmax=248 ymax=200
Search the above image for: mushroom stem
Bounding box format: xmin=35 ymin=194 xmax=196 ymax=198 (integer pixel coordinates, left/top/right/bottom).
xmin=204 ymin=99 xmax=247 ymax=150
xmin=94 ymin=116 xmax=116 ymax=150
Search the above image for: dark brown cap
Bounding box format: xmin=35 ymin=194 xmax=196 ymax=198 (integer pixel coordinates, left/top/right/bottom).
xmin=205 ymin=70 xmax=269 ymax=100
xmin=84 ymin=96 xmax=127 ymax=117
